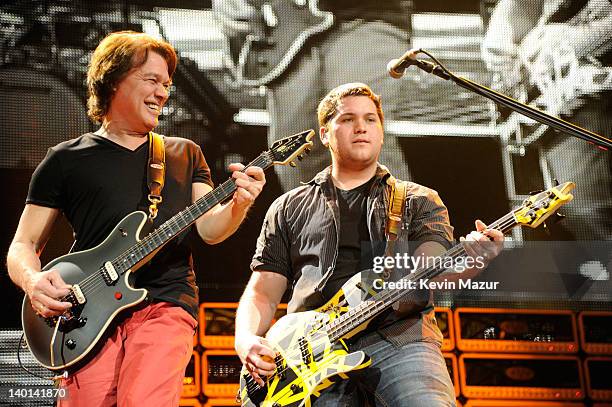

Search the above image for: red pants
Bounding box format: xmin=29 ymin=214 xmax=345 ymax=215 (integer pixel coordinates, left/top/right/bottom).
xmin=57 ymin=301 xmax=197 ymax=407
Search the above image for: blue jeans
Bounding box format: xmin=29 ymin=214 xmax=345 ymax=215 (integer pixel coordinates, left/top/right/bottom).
xmin=314 ymin=331 xmax=456 ymax=407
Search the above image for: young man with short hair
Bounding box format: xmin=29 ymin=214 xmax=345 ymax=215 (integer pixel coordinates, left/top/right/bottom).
xmin=235 ymin=83 xmax=502 ymax=406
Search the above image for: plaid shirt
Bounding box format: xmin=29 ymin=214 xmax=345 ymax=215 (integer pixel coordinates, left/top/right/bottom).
xmin=251 ymin=164 xmax=454 ymax=345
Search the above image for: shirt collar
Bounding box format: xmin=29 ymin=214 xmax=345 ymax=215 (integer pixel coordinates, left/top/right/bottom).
xmin=305 ymin=163 xmax=392 ymax=187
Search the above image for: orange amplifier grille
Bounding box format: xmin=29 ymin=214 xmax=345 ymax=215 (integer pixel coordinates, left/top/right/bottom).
xmin=443 ymin=352 xmax=459 ymax=397
xmin=585 ymin=357 xmax=612 ymax=401
xmin=455 ymin=308 xmax=578 ymax=353
xmin=437 ymin=308 xmax=455 ymax=351
xmin=203 ymin=398 xmax=240 ymax=407
xmin=579 ymin=312 xmax=612 ymax=355
xmin=459 ymin=353 xmax=584 ymax=400
xmin=199 ymin=303 xmax=287 ymax=349
xmin=179 ymin=399 xmax=202 ymax=407
xmin=202 ymin=350 xmax=242 ymax=398
xmin=465 ymin=401 xmax=585 ymax=406
xmin=182 ymin=351 xmax=201 ymax=398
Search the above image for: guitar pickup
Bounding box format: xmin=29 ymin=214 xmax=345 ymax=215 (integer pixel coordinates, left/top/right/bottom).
xmin=71 ymin=284 xmax=86 ymax=305
xmin=275 ymin=354 xmax=286 ymax=379
xmin=102 ymin=261 xmax=119 ymax=285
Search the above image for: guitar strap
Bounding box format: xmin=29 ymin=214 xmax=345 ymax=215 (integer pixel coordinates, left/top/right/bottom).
xmin=147 ymin=131 xmax=166 ymax=220
xmin=385 ymin=175 xmax=407 ymax=241
xmin=381 ymin=175 xmax=408 ymax=280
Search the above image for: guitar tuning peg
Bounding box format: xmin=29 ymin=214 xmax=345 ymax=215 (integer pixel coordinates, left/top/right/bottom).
xmin=305 ymin=148 xmax=311 ymax=154
xmin=297 ymin=154 xmax=304 ymax=160
xmin=553 ymin=212 xmax=566 ymax=223
xmin=290 ymin=161 xmax=296 ymax=167
xmin=553 ymin=179 xmax=560 ymax=186
xmin=542 ymin=221 xmax=551 ymax=236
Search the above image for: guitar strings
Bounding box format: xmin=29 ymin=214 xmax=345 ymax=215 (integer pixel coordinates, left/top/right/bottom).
xmin=55 ymin=180 xmax=239 ymax=300
xmin=326 ymin=215 xmax=518 ymax=342
xmin=65 ymin=155 xmax=269 ymax=299
xmin=50 ymin=153 xmax=272 ymax=306
xmin=249 ymin=215 xmax=520 ymax=385
xmin=249 ymin=222 xmax=510 ymax=388
xmin=247 ymin=193 xmax=561 ymax=387
xmin=331 ymin=185 xmax=569 ymax=338
xmin=247 ymin=190 xmax=569 ymax=394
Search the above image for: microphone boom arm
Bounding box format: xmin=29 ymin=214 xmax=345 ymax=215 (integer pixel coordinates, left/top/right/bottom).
xmin=399 ymin=49 xmax=611 ymax=150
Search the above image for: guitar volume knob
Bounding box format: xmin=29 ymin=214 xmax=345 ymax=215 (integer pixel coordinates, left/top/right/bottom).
xmin=65 ymin=339 xmax=76 ymax=350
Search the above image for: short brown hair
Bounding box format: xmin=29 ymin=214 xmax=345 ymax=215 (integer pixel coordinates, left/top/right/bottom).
xmin=86 ymin=31 xmax=177 ymax=123
xmin=317 ymin=82 xmax=384 ymax=128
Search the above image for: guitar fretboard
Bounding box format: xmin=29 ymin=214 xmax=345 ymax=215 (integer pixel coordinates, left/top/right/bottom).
xmin=112 ymin=153 xmax=273 ymax=273
xmin=326 ymin=212 xmax=518 ymax=342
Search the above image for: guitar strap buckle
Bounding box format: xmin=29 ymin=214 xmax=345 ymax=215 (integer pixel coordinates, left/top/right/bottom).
xmin=148 ymin=194 xmax=163 ymax=220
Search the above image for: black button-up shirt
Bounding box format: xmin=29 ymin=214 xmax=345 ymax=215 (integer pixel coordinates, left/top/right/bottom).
xmin=251 ymin=165 xmax=454 ymax=345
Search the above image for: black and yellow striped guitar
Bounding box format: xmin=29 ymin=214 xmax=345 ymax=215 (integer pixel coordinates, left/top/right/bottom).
xmin=238 ymin=182 xmax=575 ymax=407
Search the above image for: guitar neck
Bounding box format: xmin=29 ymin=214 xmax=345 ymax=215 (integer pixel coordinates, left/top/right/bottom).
xmin=326 ymin=212 xmax=519 ymax=342
xmin=114 ymin=152 xmax=273 ymax=273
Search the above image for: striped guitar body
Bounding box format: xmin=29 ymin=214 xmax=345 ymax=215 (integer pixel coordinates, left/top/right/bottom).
xmin=239 ymin=273 xmax=373 ymax=407
xmin=239 ymin=182 xmax=577 ymax=406
xmin=21 ymin=130 xmax=315 ymax=371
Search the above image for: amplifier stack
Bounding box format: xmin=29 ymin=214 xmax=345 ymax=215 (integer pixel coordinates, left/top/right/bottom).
xmin=179 ymin=304 xmax=611 ymax=406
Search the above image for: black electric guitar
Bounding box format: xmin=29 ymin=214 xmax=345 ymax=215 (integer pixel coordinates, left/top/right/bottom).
xmin=238 ymin=182 xmax=576 ymax=407
xmin=22 ymin=130 xmax=315 ymax=371
xmin=233 ymin=0 xmax=334 ymax=87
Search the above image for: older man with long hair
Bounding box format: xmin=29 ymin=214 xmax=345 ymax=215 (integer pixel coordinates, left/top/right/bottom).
xmin=7 ymin=31 xmax=266 ymax=406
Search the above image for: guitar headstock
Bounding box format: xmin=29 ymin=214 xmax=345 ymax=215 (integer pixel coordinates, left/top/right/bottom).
xmin=513 ymin=182 xmax=575 ymax=228
xmin=269 ymin=130 xmax=315 ymax=167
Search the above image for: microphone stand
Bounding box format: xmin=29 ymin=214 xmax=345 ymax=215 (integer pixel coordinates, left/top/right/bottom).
xmin=406 ymin=49 xmax=612 ymax=150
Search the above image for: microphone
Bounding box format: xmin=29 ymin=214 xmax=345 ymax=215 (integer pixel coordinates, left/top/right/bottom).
xmin=387 ymin=49 xmax=450 ymax=80
xmin=386 ymin=48 xmax=420 ymax=78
